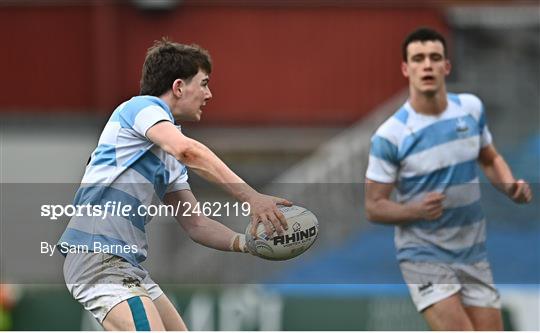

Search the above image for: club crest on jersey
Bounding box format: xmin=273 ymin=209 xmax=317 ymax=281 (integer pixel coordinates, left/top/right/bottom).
xmin=455 ymin=117 xmax=469 ymax=133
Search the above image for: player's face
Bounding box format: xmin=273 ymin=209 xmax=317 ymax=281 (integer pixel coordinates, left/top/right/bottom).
xmin=401 ymin=41 xmax=450 ymax=96
xmin=173 ymin=70 xmax=212 ymax=122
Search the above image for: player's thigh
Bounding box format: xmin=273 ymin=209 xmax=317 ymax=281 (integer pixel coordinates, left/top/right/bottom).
xmin=465 ymin=306 xmax=503 ymax=331
xmin=154 ymin=293 xmax=188 ymax=331
xmin=102 ymin=296 xmax=165 ymax=331
xmin=422 ymin=293 xmax=474 ymax=331
xmin=458 ymin=261 xmax=502 ymax=330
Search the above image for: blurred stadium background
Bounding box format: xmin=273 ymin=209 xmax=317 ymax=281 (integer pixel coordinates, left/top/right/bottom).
xmin=0 ymin=0 xmax=538 ymax=330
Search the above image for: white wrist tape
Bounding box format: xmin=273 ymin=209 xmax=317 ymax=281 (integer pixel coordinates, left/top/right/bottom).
xmin=230 ymin=234 xmax=248 ymax=253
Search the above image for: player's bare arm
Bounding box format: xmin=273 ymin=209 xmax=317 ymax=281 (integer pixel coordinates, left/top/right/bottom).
xmin=147 ymin=121 xmax=244 ymax=185
xmin=478 ymin=144 xmax=532 ymax=203
xmin=148 ymin=121 xmax=291 ymax=237
xmin=365 ymin=179 xmax=445 ymax=223
xmin=163 ymin=189 xmax=250 ymax=253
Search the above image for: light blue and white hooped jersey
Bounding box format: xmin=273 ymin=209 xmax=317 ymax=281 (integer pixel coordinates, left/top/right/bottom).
xmin=58 ymin=96 xmax=190 ymax=266
xmin=366 ymin=93 xmax=493 ymax=264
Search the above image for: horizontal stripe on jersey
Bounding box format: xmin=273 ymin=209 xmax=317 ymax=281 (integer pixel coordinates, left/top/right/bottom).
xmin=397 ymin=241 xmax=487 ymax=264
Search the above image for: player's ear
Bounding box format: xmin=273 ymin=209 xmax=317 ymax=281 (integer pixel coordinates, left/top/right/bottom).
xmin=444 ymin=59 xmax=451 ymax=76
xmin=172 ymin=79 xmax=184 ymax=98
xmin=401 ymin=61 xmax=409 ymax=78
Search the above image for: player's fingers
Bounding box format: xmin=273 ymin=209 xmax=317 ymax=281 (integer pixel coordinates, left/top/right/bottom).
xmin=507 ymin=182 xmax=518 ymax=196
xmin=262 ymin=218 xmax=276 ymax=238
xmin=274 ymin=208 xmax=289 ymax=230
xmin=428 ymin=199 xmax=444 ymax=208
xmin=524 ymin=183 xmax=533 ymax=202
xmin=516 ymin=181 xmax=532 ymax=203
xmin=427 ymin=206 xmax=443 ymax=220
xmin=249 ymin=217 xmax=261 ymax=239
xmin=268 ymin=213 xmax=285 ymax=235
xmin=429 ymin=211 xmax=443 ymax=220
xmin=511 ymin=182 xmax=525 ymax=202
xmin=424 ymin=192 xmax=444 ymax=205
xmin=426 ymin=201 xmax=444 ymax=212
xmin=425 ymin=192 xmax=445 ymax=204
xmin=273 ymin=196 xmax=293 ymax=206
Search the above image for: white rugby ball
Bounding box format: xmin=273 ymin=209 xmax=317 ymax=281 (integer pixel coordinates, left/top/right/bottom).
xmin=245 ymin=205 xmax=319 ymax=261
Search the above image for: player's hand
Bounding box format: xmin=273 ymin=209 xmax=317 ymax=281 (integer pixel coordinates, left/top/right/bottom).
xmin=247 ymin=193 xmax=292 ymax=239
xmin=507 ymin=180 xmax=532 ymax=204
xmin=230 ymin=234 xmax=257 ymax=255
xmin=412 ymin=192 xmax=445 ymax=220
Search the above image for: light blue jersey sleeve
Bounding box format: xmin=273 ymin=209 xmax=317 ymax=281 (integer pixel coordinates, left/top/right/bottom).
xmin=117 ymin=96 xmax=174 ymax=139
xmin=367 ymin=135 xmax=399 ymax=183
xmin=166 ymin=164 xmax=190 ymax=194
xmin=365 ymin=111 xmax=408 ymax=183
xmin=460 ymin=94 xmax=493 ymax=148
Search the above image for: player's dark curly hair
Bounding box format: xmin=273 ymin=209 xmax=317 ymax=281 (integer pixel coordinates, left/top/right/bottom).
xmin=140 ymin=38 xmax=212 ymax=96
xmin=402 ymin=27 xmax=447 ymax=62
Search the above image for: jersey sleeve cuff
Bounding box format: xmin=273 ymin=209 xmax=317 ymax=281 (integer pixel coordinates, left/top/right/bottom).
xmin=365 ymin=172 xmax=395 ymax=184
xmin=166 ymin=182 xmax=191 ymax=194
xmin=132 ymin=106 xmax=174 ymax=138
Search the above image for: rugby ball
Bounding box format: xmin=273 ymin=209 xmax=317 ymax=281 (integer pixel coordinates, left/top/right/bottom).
xmin=245 ymin=205 xmax=319 ymax=261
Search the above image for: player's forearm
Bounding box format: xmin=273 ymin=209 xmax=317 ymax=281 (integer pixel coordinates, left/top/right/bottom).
xmin=148 ymin=122 xmax=259 ymax=202
xmin=184 ymin=216 xmax=246 ymax=252
xmin=365 ymin=198 xmax=422 ymax=224
xmin=177 ymin=140 xmax=258 ymax=201
xmin=480 ymin=154 xmax=516 ymax=195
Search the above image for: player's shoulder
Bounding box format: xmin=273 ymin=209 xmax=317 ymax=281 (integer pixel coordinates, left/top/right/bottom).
xmin=450 ymin=92 xmax=482 ymax=106
xmin=449 ymin=93 xmax=485 ymax=118
xmin=373 ymin=105 xmax=409 ymax=143
xmin=113 ymin=96 xmax=173 ymax=126
xmin=123 ymin=95 xmax=170 ymax=114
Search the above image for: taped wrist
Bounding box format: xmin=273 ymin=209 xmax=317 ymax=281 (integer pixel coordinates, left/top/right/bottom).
xmin=230 ymin=233 xmax=248 ymax=253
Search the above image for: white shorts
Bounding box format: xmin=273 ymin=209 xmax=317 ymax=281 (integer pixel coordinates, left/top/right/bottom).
xmin=400 ymin=260 xmax=501 ymax=312
xmin=63 ymin=252 xmax=163 ymax=323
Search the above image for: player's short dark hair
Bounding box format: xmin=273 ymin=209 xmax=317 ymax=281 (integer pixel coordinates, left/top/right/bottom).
xmin=402 ymin=27 xmax=447 ymax=62
xmin=140 ymin=38 xmax=212 ymax=96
